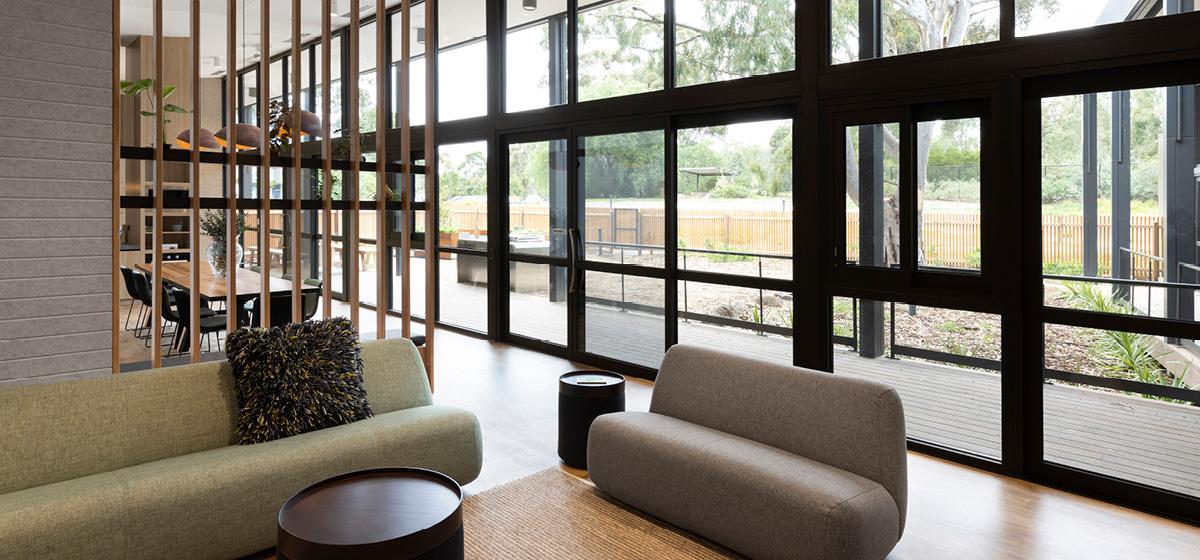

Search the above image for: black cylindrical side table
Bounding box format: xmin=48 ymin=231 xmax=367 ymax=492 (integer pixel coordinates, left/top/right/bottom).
xmin=558 ymin=370 xmax=625 ymax=469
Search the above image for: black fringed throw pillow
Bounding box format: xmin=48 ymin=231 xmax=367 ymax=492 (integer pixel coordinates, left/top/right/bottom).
xmin=225 ymin=317 xmax=373 ymax=445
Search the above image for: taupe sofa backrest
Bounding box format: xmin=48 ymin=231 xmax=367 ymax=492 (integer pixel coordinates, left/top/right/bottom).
xmin=650 ymin=344 xmax=908 ymax=532
xmin=0 ymin=338 xmax=429 ymax=495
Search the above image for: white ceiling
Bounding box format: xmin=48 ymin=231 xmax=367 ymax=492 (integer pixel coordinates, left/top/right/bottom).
xmin=120 ymin=0 xmax=488 ymax=77
xmin=506 ymin=0 xmax=566 ymax=28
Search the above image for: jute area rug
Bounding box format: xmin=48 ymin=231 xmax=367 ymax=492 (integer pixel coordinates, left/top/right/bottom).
xmin=463 ymin=468 xmax=741 ymax=559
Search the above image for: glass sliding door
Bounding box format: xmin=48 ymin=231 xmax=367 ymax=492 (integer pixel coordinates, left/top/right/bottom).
xmin=577 ymin=129 xmax=667 ymax=368
xmin=1037 ymin=86 xmax=1200 ymax=504
xmin=500 ymin=127 xmax=668 ymax=369
xmin=504 ymin=134 xmax=572 ymax=348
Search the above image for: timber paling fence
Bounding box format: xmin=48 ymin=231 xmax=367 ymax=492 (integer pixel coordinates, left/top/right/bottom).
xmin=441 ymin=206 xmax=1166 ymax=279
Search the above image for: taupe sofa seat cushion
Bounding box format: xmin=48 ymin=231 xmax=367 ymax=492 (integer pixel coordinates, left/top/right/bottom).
xmin=0 ymin=404 xmax=481 ymax=560
xmin=589 ymin=412 xmax=900 ymax=560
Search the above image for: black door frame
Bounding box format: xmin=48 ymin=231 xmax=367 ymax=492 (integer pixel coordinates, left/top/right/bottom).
xmin=1020 ymin=58 xmax=1200 ymax=525
xmin=572 ymin=118 xmax=670 ymax=375
xmin=496 ymin=128 xmax=578 ymax=358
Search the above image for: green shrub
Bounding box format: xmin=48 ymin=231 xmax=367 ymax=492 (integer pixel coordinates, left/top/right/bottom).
xmin=1061 ymin=282 xmax=1185 ymax=403
xmin=924 ymin=180 xmax=980 ymax=203
xmin=1043 ymin=262 xmax=1084 ymax=276
xmin=710 ymin=182 xmax=753 ymax=199
xmin=1041 ymin=174 xmax=1082 ymax=204
xmin=703 ymin=240 xmax=753 ymax=263
xmin=964 ymin=249 xmax=982 ymax=269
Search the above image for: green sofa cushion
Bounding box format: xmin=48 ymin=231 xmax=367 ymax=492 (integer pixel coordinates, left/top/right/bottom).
xmin=0 ymin=338 xmax=433 ymax=495
xmin=0 ymin=404 xmax=483 ymax=560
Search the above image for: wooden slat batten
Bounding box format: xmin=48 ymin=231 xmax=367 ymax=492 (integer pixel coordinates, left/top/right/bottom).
xmin=151 ymin=0 xmax=165 ymax=369
xmin=189 ymin=0 xmax=202 ymax=362
xmin=225 ymin=0 xmax=239 ymax=335
xmin=424 ymin=0 xmax=438 ymax=387
xmin=348 ymin=0 xmax=362 ymax=329
xmin=321 ymin=0 xmax=334 ymax=319
xmin=400 ymin=0 xmax=412 ymax=340
xmin=111 ymin=0 xmax=121 ymax=374
xmin=258 ymin=0 xmax=272 ymax=328
xmin=291 ymin=0 xmax=304 ymax=323
xmin=376 ymin=0 xmax=388 ymax=340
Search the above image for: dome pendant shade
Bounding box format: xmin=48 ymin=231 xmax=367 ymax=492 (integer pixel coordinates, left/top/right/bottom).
xmin=175 ymin=127 xmax=220 ymax=150
xmin=297 ymin=110 xmax=323 ymax=137
xmin=214 ymin=123 xmax=264 ymax=150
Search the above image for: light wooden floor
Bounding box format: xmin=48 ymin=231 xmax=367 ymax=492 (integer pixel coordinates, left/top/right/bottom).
xmin=426 ymin=329 xmax=1200 ymax=560
xmin=488 ymin=288 xmax=1200 ymax=499
xmin=123 ymin=278 xmax=1200 ymax=558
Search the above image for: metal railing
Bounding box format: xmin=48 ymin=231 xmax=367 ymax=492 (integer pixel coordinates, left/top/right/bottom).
xmin=581 ymin=239 xmax=1200 ymax=405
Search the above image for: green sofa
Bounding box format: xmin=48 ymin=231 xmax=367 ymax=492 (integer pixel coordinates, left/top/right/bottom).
xmin=0 ymin=339 xmax=482 ymax=559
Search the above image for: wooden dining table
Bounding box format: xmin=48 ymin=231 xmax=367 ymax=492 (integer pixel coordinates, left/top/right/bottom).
xmin=136 ymin=262 xmax=321 ymax=352
xmin=135 ymin=261 xmax=304 ymax=301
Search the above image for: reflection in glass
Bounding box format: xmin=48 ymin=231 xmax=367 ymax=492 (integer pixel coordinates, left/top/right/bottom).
xmin=510 ymin=263 xmax=569 ymax=346
xmin=1018 ymin=0 xmax=1199 ymax=37
xmin=506 ymin=0 xmax=569 ymax=112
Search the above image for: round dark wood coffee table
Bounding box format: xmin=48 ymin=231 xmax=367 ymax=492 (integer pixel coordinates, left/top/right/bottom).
xmin=558 ymin=370 xmax=626 ymax=469
xmin=277 ymin=467 xmax=463 ymax=560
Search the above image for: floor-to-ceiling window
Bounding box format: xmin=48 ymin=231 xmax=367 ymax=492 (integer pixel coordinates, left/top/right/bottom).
xmin=675 ymin=117 xmax=794 ymax=364
xmin=831 ymin=99 xmax=1001 ymax=462
xmin=579 ymin=128 xmax=668 ymax=368
xmin=1037 ymin=83 xmax=1200 ymax=499
xmin=435 ymin=140 xmax=490 ymax=333
xmin=505 ymin=0 xmax=569 ymax=112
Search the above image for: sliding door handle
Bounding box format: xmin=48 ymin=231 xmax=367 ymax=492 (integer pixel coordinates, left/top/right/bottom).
xmin=567 ymin=228 xmax=579 ymax=294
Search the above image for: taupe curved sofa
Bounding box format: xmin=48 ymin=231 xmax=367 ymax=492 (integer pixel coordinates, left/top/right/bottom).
xmin=0 ymin=339 xmax=482 ymax=560
xmin=588 ymin=345 xmax=907 ymax=560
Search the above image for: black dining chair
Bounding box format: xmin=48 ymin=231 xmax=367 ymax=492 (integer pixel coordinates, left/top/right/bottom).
xmin=132 ymin=272 xmax=216 ymax=343
xmin=119 ymin=267 xmax=143 ymax=331
xmin=156 ymin=285 xmax=181 ymax=352
xmin=172 ymin=289 xmax=228 ymax=355
xmin=301 ymin=279 xmax=321 ymax=321
xmin=248 ymin=288 xmax=321 ymax=329
xmin=131 ymin=272 xmax=155 ymax=341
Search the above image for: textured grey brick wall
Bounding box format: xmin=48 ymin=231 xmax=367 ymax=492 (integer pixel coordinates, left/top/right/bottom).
xmin=0 ymin=0 xmax=114 ymax=385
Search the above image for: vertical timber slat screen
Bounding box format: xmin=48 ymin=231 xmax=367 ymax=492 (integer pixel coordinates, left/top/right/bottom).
xmin=110 ymin=0 xmax=433 ymax=379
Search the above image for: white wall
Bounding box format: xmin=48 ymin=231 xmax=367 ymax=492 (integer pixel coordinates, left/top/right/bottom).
xmin=0 ymin=0 xmax=114 ymax=385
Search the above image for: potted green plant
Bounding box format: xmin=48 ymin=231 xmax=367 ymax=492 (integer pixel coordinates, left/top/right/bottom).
xmin=119 ymin=79 xmax=187 ymax=145
xmin=200 ymin=211 xmax=247 ymax=277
